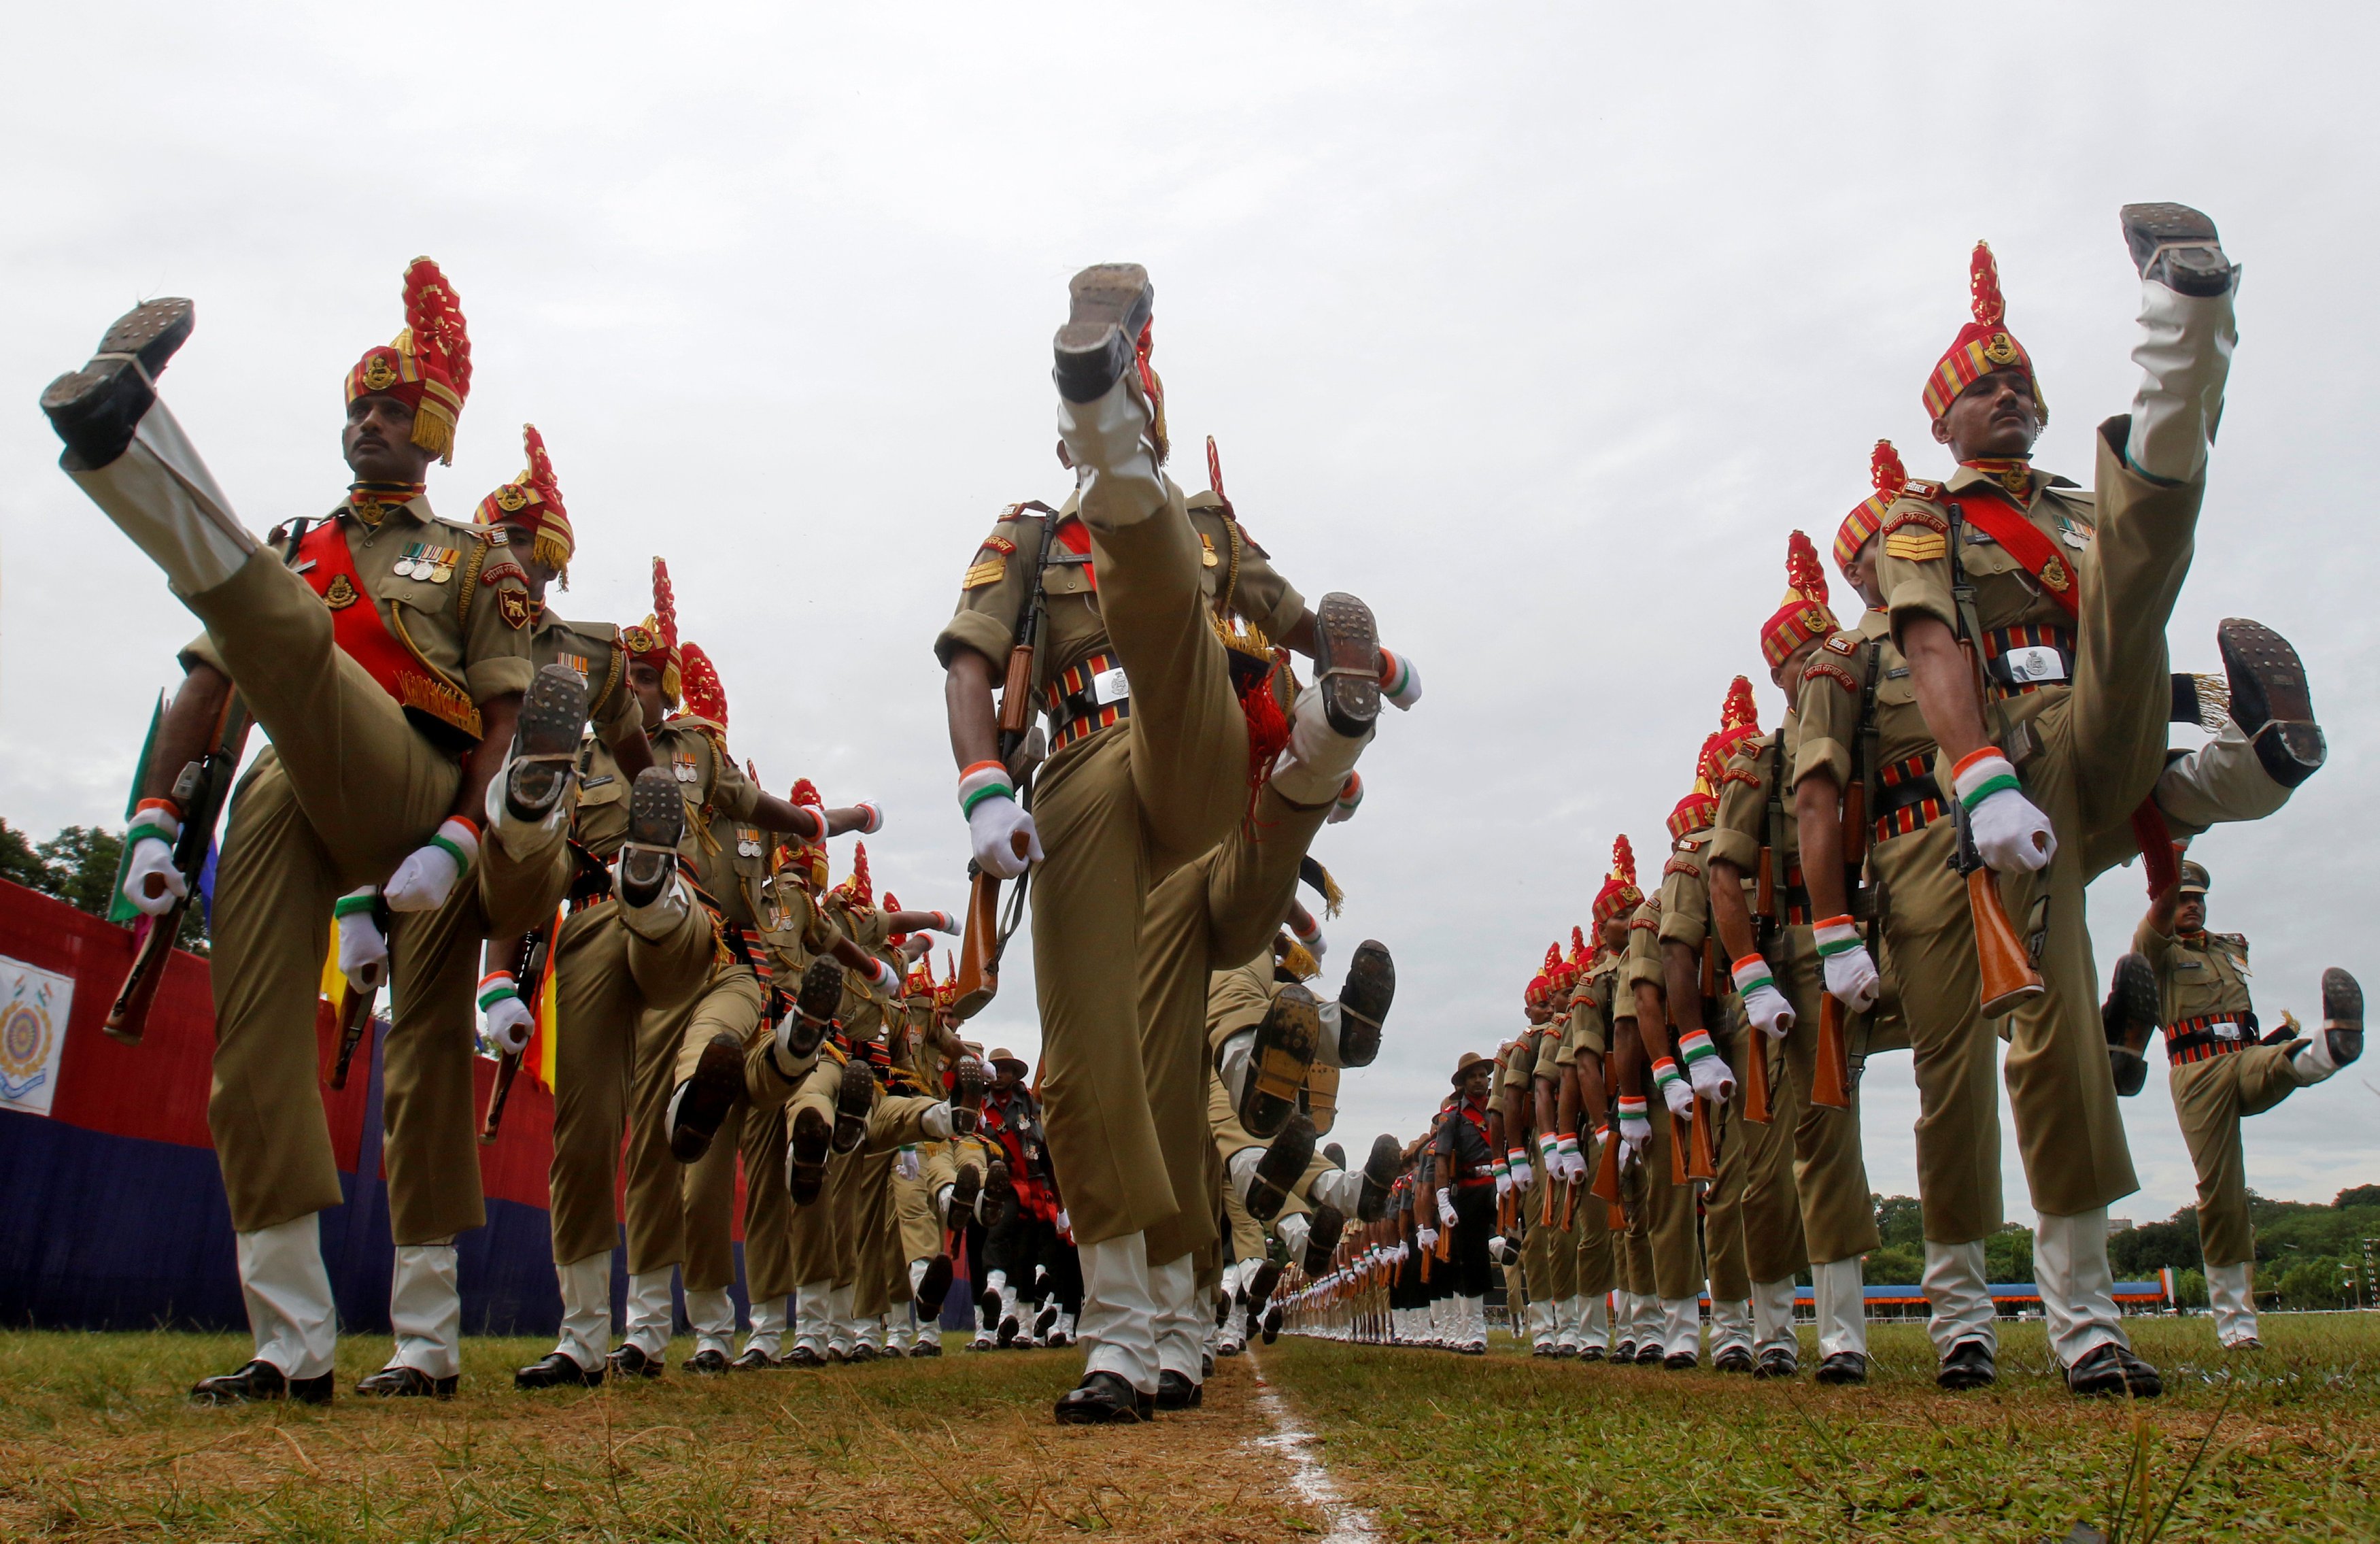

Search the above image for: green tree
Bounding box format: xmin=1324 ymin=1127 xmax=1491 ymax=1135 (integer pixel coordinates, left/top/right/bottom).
xmin=1863 ymin=1243 xmax=1924 ymax=1286
xmin=1873 ymin=1194 xmax=1924 ymax=1249
xmin=2109 ymin=1207 xmax=2202 ymax=1275
xmin=2172 ymin=1267 xmax=2208 ymax=1308
xmin=35 ymin=826 xmax=124 ymax=916
xmin=1983 ymin=1225 xmax=2033 ymax=1283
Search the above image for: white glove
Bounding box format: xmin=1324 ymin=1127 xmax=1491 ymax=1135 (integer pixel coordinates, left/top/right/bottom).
xmin=1813 ymin=918 xmax=1882 ymax=1011
xmin=1435 ymin=1188 xmax=1457 ymax=1229
xmin=866 ymin=956 xmax=902 ymax=996
xmin=1678 ymin=1030 xmax=1734 ymax=1102
xmin=1494 ymin=1169 xmax=1513 ymax=1200
xmin=1395 ymin=1243 xmax=1410 ymax=1263
xmin=1652 ymin=1058 xmax=1696 ymax=1118
xmin=1415 ymin=1226 xmax=1438 ymax=1250
xmin=1953 ymin=750 xmax=2055 ymax=873
xmin=334 ymin=888 xmax=388 ymax=993
xmin=851 ymin=801 xmax=884 ymax=835
xmin=1554 ymin=1134 xmax=1585 ymax=1184
xmin=964 ymin=788 xmax=1040 ymax=881
xmin=120 ymin=835 xmax=185 ymax=917
xmin=385 ymin=817 xmax=480 ymax=912
xmin=477 ymin=971 xmax=533 ymax=1055
xmin=1729 ymin=954 xmax=1796 ymax=1041
xmin=1378 ymin=648 xmax=1422 ymax=711
xmin=923 ymin=911 xmax=959 ymax=934
xmin=897 ymin=1147 xmax=921 ymax=1180
xmin=1055 ymin=1209 xmax=1070 ymax=1237
xmin=1508 ymin=1148 xmax=1534 ymax=1192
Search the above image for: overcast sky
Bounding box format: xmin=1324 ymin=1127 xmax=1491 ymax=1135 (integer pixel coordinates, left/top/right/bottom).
xmin=3 ymin=3 xmax=2373 ymax=1232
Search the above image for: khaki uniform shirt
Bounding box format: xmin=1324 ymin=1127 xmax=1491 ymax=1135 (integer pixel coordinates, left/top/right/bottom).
xmin=1708 ymin=714 xmax=1801 ymax=926
xmin=1870 ymin=465 xmax=2098 ymax=728
xmin=1568 ymin=955 xmax=1618 ymax=1060
xmin=933 ymin=490 xmax=1306 ymax=702
xmin=2135 ymin=922 xmax=2255 ymax=1042
xmin=1793 ymin=607 xmax=1936 ymax=797
xmin=183 ymin=495 xmax=539 ymax=737
xmin=571 ymin=713 xmax=760 ymax=865
xmin=1622 ymin=895 xmax=1665 ymax=996
xmin=1656 ymin=827 xmax=1713 ymax=954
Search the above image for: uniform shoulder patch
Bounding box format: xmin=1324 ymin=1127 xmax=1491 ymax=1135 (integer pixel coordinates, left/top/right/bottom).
xmin=496 ymin=587 xmax=536 ymax=631
xmin=994 ymin=504 xmax=1023 ymax=522
xmin=1903 ymin=477 xmax=1943 ymax=499
xmin=1823 ymin=633 xmax=1857 ymax=656
xmin=979 ymin=534 xmax=1017 ymax=556
xmin=1663 ymin=856 xmax=1702 ymax=879
xmin=480 ymin=557 xmax=528 ymax=588
xmin=1884 ymin=521 xmax=1948 ymax=563
xmin=1806 ymin=659 xmax=1860 ymax=694
xmin=1882 ymin=506 xmax=1948 ymax=535
xmin=962 ymin=557 xmax=1006 ymax=590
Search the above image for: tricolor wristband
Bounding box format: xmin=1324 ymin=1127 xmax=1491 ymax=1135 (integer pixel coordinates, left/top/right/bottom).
xmin=1676 ymin=1031 xmax=1716 ymax=1067
xmin=334 ymin=888 xmax=379 ymax=919
xmin=1335 ymin=772 xmax=1363 ymax=812
xmin=477 ymin=972 xmax=520 ymax=1011
xmin=1650 ymin=1056 xmax=1683 ymax=1090
xmin=1616 ymin=1096 xmax=1648 ymax=1123
xmin=1508 ymin=1147 xmax=1531 ymax=1169
xmin=1556 ymin=1132 xmax=1580 ymax=1158
xmin=1813 ymin=916 xmax=1862 ymax=958
xmin=1729 ymin=953 xmax=1775 ymax=997
xmin=429 ymin=816 xmax=480 ymax=875
xmin=957 ymin=760 xmax=1015 ymax=817
xmin=1537 ymin=1134 xmax=1558 ymax=1162
xmin=129 ymin=797 xmax=182 ymax=843
xmin=1951 ymin=748 xmax=2022 ymax=811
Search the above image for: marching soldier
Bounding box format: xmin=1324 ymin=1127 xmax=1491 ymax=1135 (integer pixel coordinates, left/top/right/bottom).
xmin=1710 ymin=541 xmax=1884 ymax=1383
xmin=2105 ymin=862 xmax=2363 ymax=1348
xmin=1868 ymin=214 xmax=2241 ymax=1396
xmin=1430 ymin=1052 xmax=1501 ymax=1354
xmin=936 ymin=265 xmax=1414 ymax=1420
xmin=1563 ymin=922 xmax=1623 ymax=1358
xmin=48 ymin=265 xmax=546 ymax=1404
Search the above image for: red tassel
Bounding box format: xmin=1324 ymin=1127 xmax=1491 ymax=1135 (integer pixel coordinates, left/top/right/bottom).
xmin=2132 ymin=801 xmax=2180 ymax=897
xmin=1240 ymin=659 xmax=1291 ymax=809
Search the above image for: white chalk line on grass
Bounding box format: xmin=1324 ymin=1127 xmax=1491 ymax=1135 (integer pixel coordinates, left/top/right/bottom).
xmin=1243 ymin=1350 xmax=1379 ymax=1543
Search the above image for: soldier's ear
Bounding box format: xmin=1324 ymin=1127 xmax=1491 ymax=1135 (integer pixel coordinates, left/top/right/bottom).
xmin=1931 ymin=416 xmax=1955 ymax=446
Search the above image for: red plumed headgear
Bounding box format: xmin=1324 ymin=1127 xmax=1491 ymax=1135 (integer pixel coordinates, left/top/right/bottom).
xmin=679 ymin=642 xmax=726 ymax=728
xmin=346 ymin=257 xmax=471 ymax=465
xmin=1669 ymin=728 xmax=1725 ymax=840
xmin=1527 ymin=941 xmax=1561 ymax=1003
xmin=1569 ymin=925 xmax=1590 ymax=971
xmin=475 ymin=423 xmax=574 ymax=580
xmin=833 ymin=841 xmax=873 ymax=911
xmin=1758 ymin=535 xmax=1839 ymax=668
xmin=1593 ymin=836 xmax=1643 ymax=927
xmin=622 ymin=557 xmax=683 ymax=706
xmin=782 ymin=778 xmax=828 ymax=890
xmin=1922 ymin=241 xmax=2046 ymax=426
xmin=1835 ymin=440 xmax=1907 ymax=573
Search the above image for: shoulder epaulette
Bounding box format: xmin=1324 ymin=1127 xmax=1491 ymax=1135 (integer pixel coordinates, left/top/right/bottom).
xmin=1822 ymin=632 xmax=1858 ymax=656
xmin=1902 ymin=477 xmax=1943 ymax=500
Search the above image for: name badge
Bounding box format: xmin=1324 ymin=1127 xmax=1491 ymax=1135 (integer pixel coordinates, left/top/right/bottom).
xmin=2002 ymin=645 xmax=2067 ymax=684
xmin=1090 ymin=666 xmax=1131 ymax=707
xmin=2209 ymin=1020 xmax=2241 ymax=1041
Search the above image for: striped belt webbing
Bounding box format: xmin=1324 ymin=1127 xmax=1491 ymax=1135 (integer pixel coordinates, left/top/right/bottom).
xmin=2165 ymin=1011 xmax=2257 ymax=1064
xmin=1983 ymin=622 xmax=2075 ymax=701
xmin=1873 ymin=753 xmax=1948 ymax=844
xmin=1044 ymin=650 xmax=1130 ymax=753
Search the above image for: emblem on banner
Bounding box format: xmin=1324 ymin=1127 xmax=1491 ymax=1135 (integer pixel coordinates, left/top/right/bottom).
xmin=0 ymin=957 xmax=74 ymax=1116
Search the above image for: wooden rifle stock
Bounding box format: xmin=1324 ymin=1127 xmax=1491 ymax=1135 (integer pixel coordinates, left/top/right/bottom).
xmin=1589 ymin=1126 xmax=1622 ymax=1203
xmin=105 ymin=701 xmax=254 ymax=1046
xmin=951 ymin=864 xmax=1002 ymax=1020
xmin=1560 ymin=1176 xmax=1581 ymax=1229
xmin=1669 ymin=1109 xmax=1689 ymax=1187
xmin=1540 ymin=1168 xmax=1556 ymax=1228
xmin=1742 ymin=1019 xmax=1772 ymax=1125
xmin=1687 ymin=1094 xmax=1718 ymax=1183
xmin=1969 ymin=867 xmax=2045 ymax=1016
xmin=1811 ymin=991 xmax=1852 ymax=1110
xmin=328 ymin=978 xmax=377 ymax=1092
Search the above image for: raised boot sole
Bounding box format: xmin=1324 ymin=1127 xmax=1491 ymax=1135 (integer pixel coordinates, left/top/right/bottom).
xmin=506 ymin=664 xmax=592 ymax=822
xmin=1053 ymin=265 xmax=1153 ymax=404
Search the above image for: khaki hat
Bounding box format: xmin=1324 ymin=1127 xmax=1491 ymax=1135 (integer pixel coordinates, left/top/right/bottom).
xmin=987 ymin=1047 xmax=1030 ymax=1075
xmin=2179 ymin=860 xmax=2210 ymax=895
xmin=1451 ymin=1050 xmax=1493 ymax=1086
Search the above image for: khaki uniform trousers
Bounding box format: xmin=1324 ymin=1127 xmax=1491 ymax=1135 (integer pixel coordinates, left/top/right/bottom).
xmin=1769 ymin=937 xmax=1880 ymax=1266
xmin=851 ymin=1147 xmax=904 ymax=1319
xmin=1980 ymin=424 xmax=2205 ymax=1217
xmin=1142 ymin=786 xmax=1336 ymax=1266
xmin=2171 ymin=1045 xmax=2300 ymax=1268
xmin=1637 ymin=1094 xmax=1704 ymax=1301
xmin=1027 ymin=482 xmax=1252 ymax=1248
xmin=895 ymin=1142 xmax=957 ymax=1264
xmin=1574 ymin=1132 xmax=1616 ymax=1297
xmin=1874 ymin=817 xmax=2003 ymax=1245
xmin=1221 ymin=1167 xmax=1266 ymax=1265
xmin=1620 ymin=1216 xmax=1655 ymax=1300
xmin=1703 ymin=1011 xmax=1804 ymax=1298
xmin=545 ymin=895 xmax=713 ymax=1268
xmin=1520 ymin=1171 xmax=1578 ymax=1305
xmin=681 ymin=1100 xmax=745 ymax=1296
xmin=653 ymin=964 xmax=766 ymax=1291
xmin=192 ymin=550 xmax=462 ymax=1233
xmin=734 ymin=1023 xmax=808 ymax=1305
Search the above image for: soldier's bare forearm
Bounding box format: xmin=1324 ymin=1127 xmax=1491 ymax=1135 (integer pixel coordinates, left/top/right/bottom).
xmin=1555 ymin=1069 xmax=1582 ymax=1135
xmin=1795 ymin=773 xmax=1851 ymax=922
xmin=945 ymin=648 xmax=1001 ymax=772
xmin=146 ymin=662 xmax=233 ymax=805
xmin=1573 ymin=1054 xmax=1605 ymax=1128
xmin=1901 ymin=616 xmax=1991 ymax=763
xmin=1611 ymin=1026 xmax=1644 ymax=1098
xmin=1707 ymin=857 xmax=1762 ymax=965
xmin=458 ymin=692 xmax=522 ymax=824
xmin=1533 ymin=1079 xmax=1559 ymax=1142
xmin=1661 ymin=941 xmax=1703 ymax=1035
xmin=1631 ymin=983 xmax=1668 ymax=1062
xmin=607 ymin=726 xmax=656 ymax=779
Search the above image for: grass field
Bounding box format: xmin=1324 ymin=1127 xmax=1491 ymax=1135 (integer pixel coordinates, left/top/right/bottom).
xmin=3 ymin=1316 xmax=2377 ymax=1541
xmin=1266 ymin=1314 xmax=2380 ymax=1542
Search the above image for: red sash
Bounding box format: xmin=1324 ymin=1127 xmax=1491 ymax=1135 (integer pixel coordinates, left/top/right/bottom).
xmin=1054 ymin=514 xmax=1095 ymax=590
xmin=296 ymin=519 xmax=481 ymax=740
xmin=1952 ymin=490 xmax=2079 ymax=620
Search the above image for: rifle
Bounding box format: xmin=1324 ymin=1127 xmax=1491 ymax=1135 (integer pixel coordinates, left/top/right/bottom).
xmin=1560 ymin=1173 xmax=1581 ymax=1230
xmin=104 ymin=694 xmax=253 ymax=1045
xmin=1944 ymin=501 xmax=2045 ymax=1020
xmin=951 ymin=502 xmax=1058 ymax=1020
xmin=480 ymin=920 xmax=553 ymax=1143
xmin=1686 ymin=1093 xmax=1718 ymax=1183
xmin=1738 ymin=976 xmax=1773 ymax=1126
xmin=1811 ymin=992 xmax=1852 ymax=1109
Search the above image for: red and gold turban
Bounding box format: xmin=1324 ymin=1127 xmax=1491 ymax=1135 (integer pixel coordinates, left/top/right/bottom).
xmin=621 ymin=557 xmax=682 ymax=705
xmin=345 ymin=257 xmax=472 ymax=465
xmin=783 ymin=778 xmax=828 ymax=890
xmin=1527 ymin=941 xmax=1561 ymax=1003
xmin=832 ymin=841 xmax=873 ymax=911
xmin=1922 ymin=241 xmax=2046 ymax=426
xmin=475 ymin=424 xmax=573 ymax=579
xmin=1592 ymin=836 xmax=1642 ymax=927
xmin=679 ymin=642 xmax=726 ymax=728
xmin=1834 ymin=440 xmax=1908 ymax=573
xmin=1759 ymin=535 xmax=1837 ymax=668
